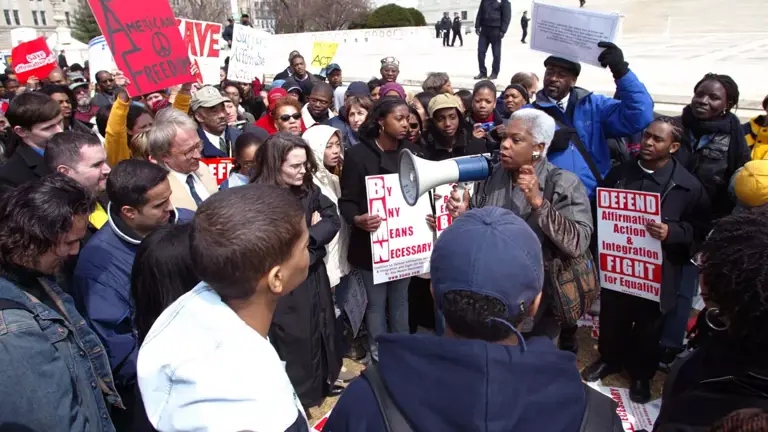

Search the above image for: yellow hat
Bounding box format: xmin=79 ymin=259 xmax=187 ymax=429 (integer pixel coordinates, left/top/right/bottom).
xmin=733 ymin=160 xmax=768 ymax=207
xmin=428 ymin=94 xmax=462 ymax=117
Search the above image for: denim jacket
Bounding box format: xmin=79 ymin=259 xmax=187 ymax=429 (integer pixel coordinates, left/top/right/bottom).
xmin=0 ymin=273 xmax=123 ymax=431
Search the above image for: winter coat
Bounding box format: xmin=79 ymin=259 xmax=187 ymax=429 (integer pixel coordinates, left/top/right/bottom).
xmin=303 ymin=125 xmax=351 ymax=288
xmin=0 ymin=143 xmax=49 ymax=195
xmin=301 ymin=104 xmax=336 ymax=129
xmin=440 ymin=16 xmax=452 ymax=31
xmin=423 ymin=125 xmax=489 ymax=161
xmin=198 ymin=124 xmax=242 ymax=158
xmin=602 ymin=159 xmax=711 ymax=312
xmin=452 ymin=16 xmax=462 ymax=32
xmin=475 ymin=0 xmax=511 ymax=32
xmin=338 ymin=136 xmax=422 ymax=270
xmin=269 ymin=184 xmax=342 ymax=408
xmin=744 ymin=115 xmax=768 ymax=160
xmin=324 ymin=334 xmax=620 ymax=431
xmin=531 ymin=70 xmax=655 ymax=199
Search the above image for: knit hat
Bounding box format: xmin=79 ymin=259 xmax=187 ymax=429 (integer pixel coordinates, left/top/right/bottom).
xmin=379 ymin=82 xmax=406 ymax=99
xmin=431 ymin=207 xmax=544 ymax=350
xmin=345 ymin=81 xmax=370 ymax=97
xmin=544 ymin=56 xmax=581 ymax=78
xmin=504 ymin=84 xmax=531 ymax=104
xmin=732 ymin=160 xmax=768 ymax=207
xmin=427 ymin=93 xmax=462 ymax=117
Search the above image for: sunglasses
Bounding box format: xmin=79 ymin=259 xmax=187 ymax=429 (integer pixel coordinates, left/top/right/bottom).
xmin=279 ymin=113 xmax=301 ymax=122
xmin=409 ymin=123 xmax=419 ymax=129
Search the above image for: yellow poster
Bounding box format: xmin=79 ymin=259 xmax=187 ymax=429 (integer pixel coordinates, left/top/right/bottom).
xmin=310 ymin=41 xmax=339 ymax=70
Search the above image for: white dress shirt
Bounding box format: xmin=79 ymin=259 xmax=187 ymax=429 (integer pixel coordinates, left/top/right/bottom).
xmin=138 ymin=283 xmax=307 ymax=431
xmin=547 ymin=93 xmax=570 ymax=113
xmin=169 ymin=167 xmax=211 ymax=202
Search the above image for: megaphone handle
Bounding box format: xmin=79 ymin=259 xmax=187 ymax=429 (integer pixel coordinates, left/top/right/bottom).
xmin=427 ymin=189 xmax=436 ymax=215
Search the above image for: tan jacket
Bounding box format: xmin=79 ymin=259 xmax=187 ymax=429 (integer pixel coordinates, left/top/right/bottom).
xmin=167 ymin=163 xmax=218 ymax=211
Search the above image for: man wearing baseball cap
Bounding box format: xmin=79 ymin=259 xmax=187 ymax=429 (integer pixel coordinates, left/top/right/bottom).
xmin=191 ymin=85 xmax=242 ymax=158
xmin=325 ymin=207 xmax=621 ymax=431
xmin=70 ymin=79 xmax=99 ymax=125
xmin=325 ymin=63 xmax=343 ymax=89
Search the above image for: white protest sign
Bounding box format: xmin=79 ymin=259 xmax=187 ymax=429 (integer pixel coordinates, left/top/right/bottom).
xmin=367 ymin=174 xmax=433 ymax=284
xmin=228 ymin=24 xmax=270 ymax=83
xmin=530 ymin=2 xmax=620 ymax=67
xmin=589 ymin=384 xmax=661 ymax=431
xmin=597 ymin=188 xmax=662 ymax=302
xmin=176 ymin=18 xmax=222 ymax=85
xmin=433 ymin=184 xmax=455 ymax=238
xmin=88 ymin=36 xmax=117 ymax=83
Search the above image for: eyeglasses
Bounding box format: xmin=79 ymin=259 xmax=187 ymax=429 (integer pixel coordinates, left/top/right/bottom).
xmin=176 ymin=142 xmax=204 ymax=159
xmin=279 ymin=113 xmax=301 ymax=122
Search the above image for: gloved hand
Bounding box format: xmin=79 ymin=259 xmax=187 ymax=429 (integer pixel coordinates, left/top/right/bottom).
xmin=597 ymin=41 xmax=629 ymax=80
xmin=500 ymin=32 xmax=505 ymax=39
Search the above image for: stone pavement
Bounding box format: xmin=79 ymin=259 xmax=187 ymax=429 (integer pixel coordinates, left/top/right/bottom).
xmin=270 ymin=0 xmax=767 ymax=116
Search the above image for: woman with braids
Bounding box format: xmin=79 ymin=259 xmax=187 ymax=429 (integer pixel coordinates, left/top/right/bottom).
xmin=678 ymin=73 xmax=750 ymax=220
xmin=250 ymin=133 xmax=342 ymax=411
xmin=582 ymin=117 xmax=711 ymax=403
xmin=654 ymin=207 xmax=768 ymax=430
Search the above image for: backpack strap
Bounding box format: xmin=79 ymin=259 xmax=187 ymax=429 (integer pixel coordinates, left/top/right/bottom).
xmin=363 ymin=364 xmax=414 ymax=432
xmin=579 ymin=384 xmax=622 ymax=432
xmin=551 ymin=117 xmax=604 ymax=184
xmin=0 ymin=298 xmax=32 ymax=313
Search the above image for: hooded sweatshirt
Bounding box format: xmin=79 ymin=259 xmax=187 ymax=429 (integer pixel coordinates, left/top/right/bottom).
xmin=323 ymin=334 xmax=587 ymax=431
xmin=302 ymin=125 xmax=350 ymax=287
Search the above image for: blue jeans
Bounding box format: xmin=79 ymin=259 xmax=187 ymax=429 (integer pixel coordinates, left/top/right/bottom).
xmin=358 ymin=268 xmax=410 ymax=361
xmin=660 ymin=264 xmax=698 ymax=350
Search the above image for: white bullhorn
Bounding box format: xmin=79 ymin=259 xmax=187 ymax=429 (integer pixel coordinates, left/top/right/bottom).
xmin=398 ymin=149 xmax=495 ymax=206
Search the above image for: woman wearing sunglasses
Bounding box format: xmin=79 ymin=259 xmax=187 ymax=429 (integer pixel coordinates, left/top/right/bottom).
xmin=271 ymin=97 xmax=305 ymax=136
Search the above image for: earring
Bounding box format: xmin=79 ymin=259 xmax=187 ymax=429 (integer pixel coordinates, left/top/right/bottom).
xmin=532 ymin=151 xmax=541 ymax=161
xmin=705 ymin=307 xmax=729 ymax=331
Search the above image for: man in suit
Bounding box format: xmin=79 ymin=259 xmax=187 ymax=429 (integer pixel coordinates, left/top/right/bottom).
xmin=0 ymin=92 xmax=64 ymax=193
xmin=147 ymin=108 xmax=218 ymax=211
xmin=192 ymin=85 xmax=242 ymax=158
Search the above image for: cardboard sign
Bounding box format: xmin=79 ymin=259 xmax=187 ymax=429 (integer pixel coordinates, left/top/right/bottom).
xmin=202 ymin=158 xmax=234 ymax=186
xmin=597 ymin=188 xmax=663 ymax=302
xmin=87 ymin=0 xmax=192 ymax=95
xmin=530 ymin=2 xmax=620 ymax=67
xmin=367 ymin=174 xmax=433 ymax=284
xmin=310 ymin=41 xmax=338 ymax=71
xmin=589 ymin=384 xmax=661 ymax=431
xmin=11 ymin=37 xmax=57 ymax=84
xmin=88 ymin=36 xmax=117 ymax=83
xmin=228 ymin=25 xmax=270 ymax=83
xmin=176 ymin=18 xmax=222 ymax=85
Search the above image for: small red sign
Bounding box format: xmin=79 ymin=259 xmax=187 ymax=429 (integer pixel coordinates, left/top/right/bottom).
xmin=203 ymin=158 xmax=234 ymax=186
xmin=12 ymin=37 xmax=57 ymax=84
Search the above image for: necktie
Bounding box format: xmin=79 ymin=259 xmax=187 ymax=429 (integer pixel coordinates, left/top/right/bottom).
xmin=218 ymin=136 xmax=229 ymax=156
xmin=185 ymin=174 xmax=203 ymax=206
xmin=556 ymin=100 xmax=565 ymax=112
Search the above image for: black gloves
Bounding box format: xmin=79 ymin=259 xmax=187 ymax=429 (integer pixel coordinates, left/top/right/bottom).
xmin=597 ymin=41 xmax=629 ymax=80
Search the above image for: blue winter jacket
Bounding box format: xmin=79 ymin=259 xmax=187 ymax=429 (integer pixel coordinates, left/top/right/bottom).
xmin=198 ymin=125 xmax=242 ymax=158
xmin=72 ymin=205 xmax=194 ymax=389
xmin=531 ymin=70 xmax=654 ymax=198
xmin=323 ymin=333 xmax=589 ymax=431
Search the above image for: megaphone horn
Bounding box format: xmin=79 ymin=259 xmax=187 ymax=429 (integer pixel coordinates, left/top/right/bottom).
xmin=398 ymin=149 xmax=494 ymax=206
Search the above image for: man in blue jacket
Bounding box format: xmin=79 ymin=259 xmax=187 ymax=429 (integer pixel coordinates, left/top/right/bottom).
xmin=72 ymin=159 xmax=193 ymax=428
xmin=534 ymin=42 xmax=654 ymax=200
xmin=474 ymin=0 xmax=511 ymax=80
xmin=192 ymin=85 xmax=242 ymax=158
xmin=324 ymin=208 xmax=621 ymax=431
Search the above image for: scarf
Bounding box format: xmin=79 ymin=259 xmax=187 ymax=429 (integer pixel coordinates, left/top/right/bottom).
xmin=681 ymin=105 xmax=742 ymax=140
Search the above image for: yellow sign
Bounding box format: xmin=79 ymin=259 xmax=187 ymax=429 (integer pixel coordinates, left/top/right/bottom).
xmin=310 ymin=41 xmax=339 ymax=70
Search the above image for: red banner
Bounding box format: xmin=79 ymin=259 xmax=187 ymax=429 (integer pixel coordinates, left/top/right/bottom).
xmin=203 ymin=158 xmax=234 ymax=186
xmin=86 ymin=0 xmax=192 ymax=96
xmin=11 ymin=37 xmax=57 ymax=84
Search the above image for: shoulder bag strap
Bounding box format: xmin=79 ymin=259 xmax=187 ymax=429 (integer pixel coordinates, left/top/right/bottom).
xmin=552 ymin=117 xmax=604 ymax=184
xmin=363 ymin=364 xmax=414 ymax=432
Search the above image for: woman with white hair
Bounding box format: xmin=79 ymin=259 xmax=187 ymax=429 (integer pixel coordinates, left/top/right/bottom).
xmin=448 ymin=108 xmax=594 ymax=340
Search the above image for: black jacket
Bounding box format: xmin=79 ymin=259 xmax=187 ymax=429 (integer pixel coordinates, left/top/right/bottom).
xmin=339 ymin=136 xmax=422 ymax=270
xmin=602 ymin=159 xmax=710 ymax=312
xmin=270 ymin=184 xmax=342 ymax=408
xmin=0 ymin=144 xmax=50 ymax=196
xmin=521 ymin=15 xmax=530 ymax=29
xmin=452 ymin=16 xmax=462 ymax=32
xmin=69 ymin=118 xmax=97 ymax=136
xmin=222 ymin=24 xmax=233 ymax=43
xmin=274 ymin=67 xmax=292 ymax=81
xmin=440 ymin=17 xmax=452 ymax=31
xmin=423 ymin=127 xmax=489 ymax=162
xmin=475 ymin=0 xmax=511 ymax=33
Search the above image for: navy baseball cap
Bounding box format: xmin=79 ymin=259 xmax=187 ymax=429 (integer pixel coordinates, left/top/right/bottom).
xmin=345 ymin=81 xmax=370 ymax=97
xmin=431 ymin=207 xmax=544 ymax=340
xmin=326 ymin=63 xmax=341 ymax=73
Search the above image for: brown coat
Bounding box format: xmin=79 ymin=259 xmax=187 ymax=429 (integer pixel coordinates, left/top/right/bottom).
xmin=167 ymin=163 xmax=218 ymax=211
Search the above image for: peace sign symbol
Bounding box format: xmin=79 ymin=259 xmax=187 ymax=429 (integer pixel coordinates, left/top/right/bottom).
xmin=151 ymin=32 xmax=172 ymax=58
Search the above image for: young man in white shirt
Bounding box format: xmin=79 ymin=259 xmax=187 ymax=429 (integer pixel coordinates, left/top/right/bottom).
xmin=138 ymin=184 xmax=311 ymax=431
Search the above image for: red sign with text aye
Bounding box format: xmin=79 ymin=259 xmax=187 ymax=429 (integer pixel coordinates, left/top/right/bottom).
xmin=87 ymin=0 xmax=192 ymax=96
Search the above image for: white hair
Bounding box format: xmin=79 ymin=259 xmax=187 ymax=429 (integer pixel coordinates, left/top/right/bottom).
xmin=508 ymin=108 xmax=556 ymax=155
xmin=147 ymin=108 xmax=198 ymax=158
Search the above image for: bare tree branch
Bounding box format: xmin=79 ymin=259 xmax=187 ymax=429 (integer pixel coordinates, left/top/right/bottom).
xmin=264 ymin=0 xmax=372 ymax=33
xmin=172 ymin=0 xmax=229 ymax=23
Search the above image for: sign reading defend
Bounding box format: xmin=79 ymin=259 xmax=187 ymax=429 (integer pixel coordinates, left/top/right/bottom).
xmin=596 ymin=187 xmax=663 ymax=302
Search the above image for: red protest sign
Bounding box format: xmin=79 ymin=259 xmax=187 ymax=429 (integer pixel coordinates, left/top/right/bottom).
xmin=87 ymin=0 xmax=192 ymax=96
xmin=11 ymin=37 xmax=57 ymax=84
xmin=203 ymin=158 xmax=234 ymax=186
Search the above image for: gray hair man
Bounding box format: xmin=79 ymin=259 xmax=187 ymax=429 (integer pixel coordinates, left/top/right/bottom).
xmin=147 ymin=108 xmax=218 ymax=211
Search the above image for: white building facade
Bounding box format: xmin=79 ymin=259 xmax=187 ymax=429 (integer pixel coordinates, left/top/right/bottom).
xmin=418 ymin=0 xmax=526 ymax=33
xmin=0 ymin=0 xmax=78 ymax=50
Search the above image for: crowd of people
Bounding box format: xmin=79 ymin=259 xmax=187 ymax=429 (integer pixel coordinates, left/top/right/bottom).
xmin=0 ymin=35 xmax=767 ymax=432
